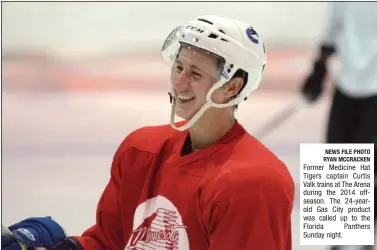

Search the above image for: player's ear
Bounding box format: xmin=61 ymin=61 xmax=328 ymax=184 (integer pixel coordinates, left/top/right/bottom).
xmin=223 ymin=77 xmax=243 ymax=100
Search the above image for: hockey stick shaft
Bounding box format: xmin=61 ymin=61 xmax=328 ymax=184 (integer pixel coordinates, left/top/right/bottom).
xmin=253 ymin=94 xmax=309 ymax=139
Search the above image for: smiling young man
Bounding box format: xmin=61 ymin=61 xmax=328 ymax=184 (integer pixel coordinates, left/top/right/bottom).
xmin=2 ymin=15 xmax=295 ymax=250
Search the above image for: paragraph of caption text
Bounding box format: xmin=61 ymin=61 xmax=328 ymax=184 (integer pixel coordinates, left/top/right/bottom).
xmin=300 ymin=143 xmax=374 ymax=246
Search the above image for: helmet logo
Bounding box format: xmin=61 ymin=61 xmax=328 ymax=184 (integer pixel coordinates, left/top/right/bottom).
xmin=246 ymin=26 xmax=259 ymax=44
xmin=186 ymin=25 xmax=204 ymax=33
xmin=220 ymin=70 xmax=229 ymax=79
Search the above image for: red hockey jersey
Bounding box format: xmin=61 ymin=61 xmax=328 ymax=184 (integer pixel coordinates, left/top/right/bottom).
xmin=74 ymin=121 xmax=295 ymax=250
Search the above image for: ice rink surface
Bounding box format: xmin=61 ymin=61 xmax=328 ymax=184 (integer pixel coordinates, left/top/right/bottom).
xmin=3 ymin=90 xmax=334 ymax=250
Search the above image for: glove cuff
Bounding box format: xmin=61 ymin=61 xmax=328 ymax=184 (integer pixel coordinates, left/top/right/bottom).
xmin=48 ymin=237 xmax=84 ymax=250
xmin=65 ymin=237 xmax=83 ymax=250
xmin=51 ymin=237 xmax=83 ymax=250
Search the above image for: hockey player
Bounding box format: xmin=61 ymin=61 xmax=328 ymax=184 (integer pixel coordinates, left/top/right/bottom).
xmin=301 ymin=3 xmax=377 ymax=250
xmin=2 ymin=15 xmax=294 ymax=250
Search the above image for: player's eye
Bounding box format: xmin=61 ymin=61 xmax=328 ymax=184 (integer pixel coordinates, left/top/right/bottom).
xmin=192 ymin=72 xmax=203 ymax=80
xmin=175 ymin=65 xmax=183 ymax=72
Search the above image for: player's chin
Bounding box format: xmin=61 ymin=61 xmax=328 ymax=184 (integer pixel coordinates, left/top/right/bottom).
xmin=174 ymin=104 xmax=200 ymax=121
xmin=175 ymin=109 xmax=195 ymax=121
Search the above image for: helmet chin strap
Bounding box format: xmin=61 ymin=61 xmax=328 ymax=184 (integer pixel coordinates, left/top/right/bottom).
xmin=169 ymin=78 xmax=229 ymax=131
xmin=170 ymin=97 xmax=212 ymax=131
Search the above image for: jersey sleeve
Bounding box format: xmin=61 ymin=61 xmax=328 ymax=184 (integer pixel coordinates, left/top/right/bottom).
xmin=321 ymin=2 xmax=344 ymax=47
xmin=203 ymin=166 xmax=294 ymax=250
xmin=71 ymin=146 xmax=125 ymax=249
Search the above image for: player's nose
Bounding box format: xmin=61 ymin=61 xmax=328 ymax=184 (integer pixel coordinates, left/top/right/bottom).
xmin=172 ymin=70 xmax=190 ymax=91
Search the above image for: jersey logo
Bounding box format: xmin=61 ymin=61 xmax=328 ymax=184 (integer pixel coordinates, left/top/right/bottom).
xmin=246 ymin=26 xmax=259 ymax=44
xmin=125 ymin=195 xmax=189 ymax=250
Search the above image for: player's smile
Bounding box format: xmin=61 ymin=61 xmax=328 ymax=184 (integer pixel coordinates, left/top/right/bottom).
xmin=175 ymin=92 xmax=198 ymax=119
xmin=177 ymin=95 xmax=196 ymax=104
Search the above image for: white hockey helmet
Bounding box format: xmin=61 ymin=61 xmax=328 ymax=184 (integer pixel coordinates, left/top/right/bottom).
xmin=161 ymin=15 xmax=267 ymax=131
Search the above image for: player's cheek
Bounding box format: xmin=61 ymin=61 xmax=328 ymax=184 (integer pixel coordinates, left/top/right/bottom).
xmin=188 ymin=83 xmax=200 ymax=99
xmin=208 ymin=88 xmax=223 ymax=104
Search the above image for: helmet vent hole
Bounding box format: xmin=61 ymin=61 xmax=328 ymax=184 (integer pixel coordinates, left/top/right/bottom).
xmin=197 ymin=19 xmax=213 ymax=25
xmin=218 ymin=30 xmax=228 ymax=41
xmin=208 ymin=33 xmax=218 ymax=39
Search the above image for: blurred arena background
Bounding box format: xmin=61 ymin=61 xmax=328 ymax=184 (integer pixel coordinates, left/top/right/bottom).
xmin=2 ymin=2 xmax=339 ymax=249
